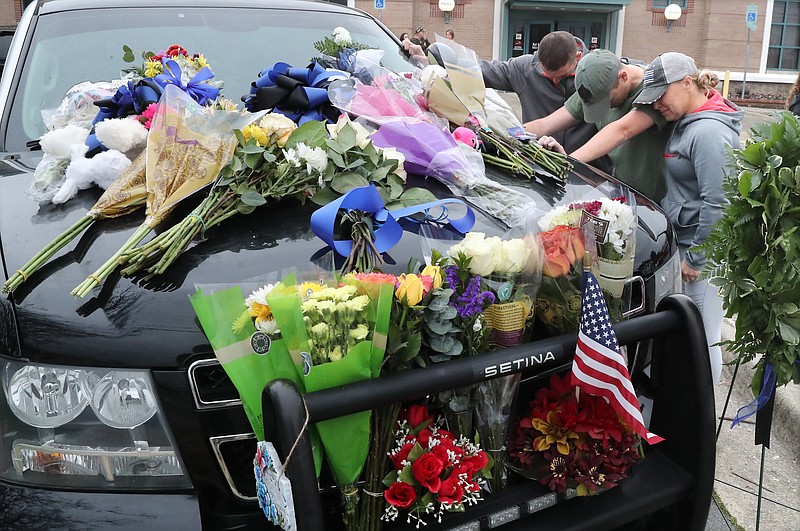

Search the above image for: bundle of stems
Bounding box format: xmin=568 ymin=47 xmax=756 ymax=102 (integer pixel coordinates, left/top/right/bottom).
xmin=2 ymin=153 xmax=147 ymax=294
xmin=120 ymin=154 xmax=317 ymax=278
xmin=358 ymin=403 xmax=401 ymax=531
xmin=478 ymin=129 xmax=571 ymax=182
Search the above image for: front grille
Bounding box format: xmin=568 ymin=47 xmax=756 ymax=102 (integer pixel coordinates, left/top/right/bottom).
xmin=209 ymin=433 xmax=257 ymax=501
xmin=188 ymin=358 xmax=241 ymax=409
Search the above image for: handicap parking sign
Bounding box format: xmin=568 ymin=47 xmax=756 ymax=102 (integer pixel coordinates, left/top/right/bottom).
xmin=746 ymin=4 xmax=758 ymax=31
xmin=375 ymin=0 xmax=385 ymax=9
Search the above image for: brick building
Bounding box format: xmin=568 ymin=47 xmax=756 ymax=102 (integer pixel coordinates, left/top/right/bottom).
xmin=357 ymin=0 xmax=798 ymax=92
xmin=3 ymin=0 xmax=798 ymax=92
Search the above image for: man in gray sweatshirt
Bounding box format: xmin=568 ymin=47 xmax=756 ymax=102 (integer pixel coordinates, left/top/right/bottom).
xmin=480 ymin=31 xmax=602 ymax=162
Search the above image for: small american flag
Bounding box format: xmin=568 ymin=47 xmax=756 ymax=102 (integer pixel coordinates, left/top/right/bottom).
xmin=571 ymin=271 xmax=664 ymax=444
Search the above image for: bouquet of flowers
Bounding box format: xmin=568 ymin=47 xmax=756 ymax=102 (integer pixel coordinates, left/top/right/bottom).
xmin=382 ymin=405 xmax=491 ymax=527
xmin=72 ymin=84 xmax=253 ymax=296
xmin=349 ymin=267 xmax=442 ymax=531
xmin=534 ymin=221 xmax=587 ymax=336
xmin=540 ymin=190 xmax=636 ymax=298
xmin=508 ymin=371 xmax=642 ymax=497
xmin=266 ymin=273 xmax=393 ymax=530
xmin=188 ymin=278 xmax=307 ymax=442
xmin=311 ymin=26 xmax=378 ymax=78
xmin=445 ymin=230 xmax=542 ymax=493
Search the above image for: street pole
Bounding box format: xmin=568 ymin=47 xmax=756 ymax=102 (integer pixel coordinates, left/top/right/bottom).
xmin=742 ymin=28 xmax=751 ymax=98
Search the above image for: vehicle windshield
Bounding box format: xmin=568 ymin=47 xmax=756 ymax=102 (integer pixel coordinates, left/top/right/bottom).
xmin=4 ymin=6 xmax=413 ymax=152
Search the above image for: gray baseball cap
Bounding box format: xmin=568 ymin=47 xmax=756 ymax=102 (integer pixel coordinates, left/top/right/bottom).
xmin=575 ymin=50 xmax=620 ymax=123
xmin=634 ymin=52 xmax=698 ymax=105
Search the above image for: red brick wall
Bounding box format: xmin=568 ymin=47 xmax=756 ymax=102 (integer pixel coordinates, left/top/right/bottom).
xmin=1 ymin=0 xmax=21 ymax=27
xmin=621 ymin=0 xmax=767 ymax=71
xmin=355 ymin=0 xmax=495 ymax=59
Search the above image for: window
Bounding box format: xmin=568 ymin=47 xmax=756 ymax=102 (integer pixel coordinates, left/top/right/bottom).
xmin=652 ymin=0 xmax=687 ymax=7
xmin=768 ymin=1 xmax=800 ymax=70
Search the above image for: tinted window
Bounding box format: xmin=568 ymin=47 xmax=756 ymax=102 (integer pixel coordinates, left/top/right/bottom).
xmin=5 ymin=6 xmax=412 ymax=152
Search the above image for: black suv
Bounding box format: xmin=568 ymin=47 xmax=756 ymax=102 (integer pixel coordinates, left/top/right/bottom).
xmin=0 ymin=1 xmax=683 ymax=529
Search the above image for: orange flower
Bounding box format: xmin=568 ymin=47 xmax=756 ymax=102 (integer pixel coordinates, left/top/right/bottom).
xmin=540 ymin=226 xmax=585 ymax=278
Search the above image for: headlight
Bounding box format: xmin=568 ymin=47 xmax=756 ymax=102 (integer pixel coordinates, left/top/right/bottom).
xmin=1 ymin=361 xmax=191 ymax=490
xmin=653 ymin=249 xmax=683 ymax=304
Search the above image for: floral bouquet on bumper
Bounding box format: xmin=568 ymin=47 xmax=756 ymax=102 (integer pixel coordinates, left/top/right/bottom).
xmin=265 ymin=273 xmax=393 ymax=530
xmin=534 ymin=219 xmax=588 ymax=336
xmin=382 ymin=404 xmax=491 ymax=527
xmin=445 ymin=231 xmax=542 ymax=494
xmin=507 ymin=371 xmax=642 ymax=497
xmin=540 ymin=189 xmax=637 ymax=299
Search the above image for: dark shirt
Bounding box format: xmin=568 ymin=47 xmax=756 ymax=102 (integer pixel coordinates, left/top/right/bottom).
xmin=411 ymin=36 xmax=430 ymax=54
xmin=789 ymin=93 xmax=800 ymax=117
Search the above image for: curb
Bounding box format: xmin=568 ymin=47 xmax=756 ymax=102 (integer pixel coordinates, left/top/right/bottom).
xmin=719 ymin=318 xmax=800 ymax=459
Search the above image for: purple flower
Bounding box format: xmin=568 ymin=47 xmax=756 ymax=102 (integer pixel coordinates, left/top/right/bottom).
xmin=445 ymin=266 xmax=495 ymax=319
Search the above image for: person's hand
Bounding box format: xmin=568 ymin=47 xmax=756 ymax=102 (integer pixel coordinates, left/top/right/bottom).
xmin=536 ymin=135 xmax=567 ymax=155
xmin=681 ymin=260 xmax=701 ymax=283
xmin=402 ymin=38 xmax=428 ymax=63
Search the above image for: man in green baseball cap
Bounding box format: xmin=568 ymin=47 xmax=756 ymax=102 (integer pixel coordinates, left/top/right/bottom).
xmin=525 ymin=49 xmax=671 ymax=201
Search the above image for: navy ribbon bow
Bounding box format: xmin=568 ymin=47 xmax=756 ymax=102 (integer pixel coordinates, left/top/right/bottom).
xmin=85 ymin=78 xmax=162 ymax=156
xmin=243 ymin=62 xmax=347 ymax=124
xmin=154 ymin=59 xmax=220 ymax=106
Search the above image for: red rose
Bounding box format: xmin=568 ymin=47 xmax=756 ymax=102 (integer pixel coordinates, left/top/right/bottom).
xmin=411 ymin=453 xmax=445 ymax=493
xmin=417 ymin=429 xmax=432 ymax=447
xmin=437 ymin=474 xmax=465 ymax=504
xmin=436 ymin=429 xmax=455 ymax=441
xmin=391 ymin=442 xmax=415 ymax=470
xmin=404 ymin=405 xmax=433 ymax=430
xmin=431 ymin=439 xmax=463 ymax=466
xmin=384 ymin=481 xmax=417 ymax=509
xmin=462 ymin=451 xmax=489 ymax=474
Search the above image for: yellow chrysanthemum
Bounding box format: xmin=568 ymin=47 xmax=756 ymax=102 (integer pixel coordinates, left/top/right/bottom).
xmin=242 ymin=124 xmax=269 ymax=146
xmin=144 ymin=61 xmax=163 ymax=78
xmin=531 ymin=410 xmax=579 ymax=456
xmin=193 ymin=54 xmax=209 ymax=69
xmin=299 ymin=281 xmax=324 ymax=300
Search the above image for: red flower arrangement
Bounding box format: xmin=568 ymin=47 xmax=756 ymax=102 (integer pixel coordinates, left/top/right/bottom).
xmin=508 ymin=372 xmax=641 ymax=496
xmin=382 ymin=405 xmax=491 ymax=526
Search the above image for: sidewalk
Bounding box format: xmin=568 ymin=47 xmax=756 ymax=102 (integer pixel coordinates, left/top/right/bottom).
xmin=707 ymin=319 xmax=800 ymax=531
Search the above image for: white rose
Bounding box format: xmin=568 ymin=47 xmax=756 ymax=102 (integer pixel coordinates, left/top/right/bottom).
xmin=449 ymin=232 xmax=503 ymax=277
xmin=259 ymin=113 xmax=296 ymax=140
xmin=332 ymin=27 xmax=351 ymax=46
xmin=326 ymin=115 xmax=372 ymax=149
xmin=498 ymin=238 xmax=531 ymax=275
xmin=380 ymin=147 xmax=407 ymax=182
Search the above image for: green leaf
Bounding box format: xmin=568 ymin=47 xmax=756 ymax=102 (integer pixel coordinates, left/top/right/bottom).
xmin=382 ymin=470 xmax=399 ymax=487
xmin=241 ymin=191 xmax=267 ymax=207
xmin=397 ymin=187 xmax=438 ymax=207
xmin=331 ymin=172 xmax=369 ymax=194
xmin=234 ymin=129 xmax=246 ymax=146
xmin=398 ymin=466 xmax=416 ymax=485
xmin=236 ymin=203 xmax=257 ymax=215
xmin=336 ymin=123 xmax=357 ymax=151
xmin=285 ymin=120 xmax=327 ymax=149
xmin=244 ymin=152 xmax=263 ymax=170
xmin=241 ymin=144 xmax=265 ymax=155
xmin=310 ymin=186 xmax=340 ymax=206
xmin=400 ymin=333 xmax=422 ymax=362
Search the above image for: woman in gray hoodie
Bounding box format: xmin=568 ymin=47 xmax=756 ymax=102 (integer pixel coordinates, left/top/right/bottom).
xmin=634 ymin=52 xmax=744 ymax=384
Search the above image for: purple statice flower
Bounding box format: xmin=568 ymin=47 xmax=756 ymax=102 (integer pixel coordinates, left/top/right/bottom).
xmin=445 ymin=266 xmax=495 ymax=319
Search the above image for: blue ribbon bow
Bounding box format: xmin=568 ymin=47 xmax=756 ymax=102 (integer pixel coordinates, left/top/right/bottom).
xmin=243 ymin=62 xmax=348 ymax=124
xmin=311 ymin=184 xmax=475 ymax=258
xmin=154 ymin=59 xmax=220 ymax=106
xmin=85 ymin=78 xmax=163 ymax=156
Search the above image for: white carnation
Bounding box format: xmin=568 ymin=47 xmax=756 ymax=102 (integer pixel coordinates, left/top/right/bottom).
xmin=332 ymin=27 xmax=352 ymax=46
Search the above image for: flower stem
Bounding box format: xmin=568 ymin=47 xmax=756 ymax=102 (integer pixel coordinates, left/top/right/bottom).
xmin=3 ymin=213 xmax=95 ymax=293
xmin=71 ymin=223 xmax=152 ymax=297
